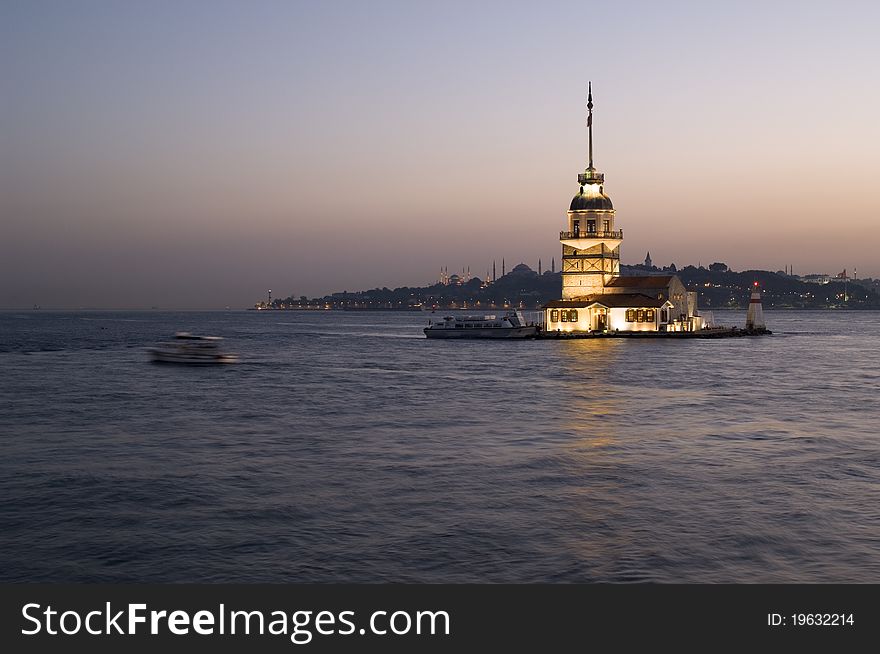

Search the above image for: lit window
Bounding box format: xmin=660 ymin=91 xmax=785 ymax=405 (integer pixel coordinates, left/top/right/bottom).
xmin=646 ymin=309 xmax=655 ymax=322
xmin=571 ymin=309 xmax=578 ymax=321
xmin=637 ymin=309 xmax=645 ymax=322
xmin=561 ymin=311 xmax=568 ymax=322
xmin=550 ymin=309 xmax=559 ymax=322
xmin=626 ymin=309 xmax=635 ymax=322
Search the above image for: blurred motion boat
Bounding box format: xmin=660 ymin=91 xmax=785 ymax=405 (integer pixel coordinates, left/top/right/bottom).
xmin=149 ymin=332 xmax=238 ymax=364
xmin=424 ymin=311 xmax=538 ymax=339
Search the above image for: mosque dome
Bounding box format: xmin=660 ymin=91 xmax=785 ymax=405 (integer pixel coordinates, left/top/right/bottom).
xmin=510 ymin=263 xmax=534 ymax=274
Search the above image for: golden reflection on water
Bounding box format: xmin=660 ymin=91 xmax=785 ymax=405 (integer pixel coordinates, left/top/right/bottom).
xmin=553 ymin=339 xmax=624 ymax=454
xmin=545 ymin=340 xmax=629 ymax=574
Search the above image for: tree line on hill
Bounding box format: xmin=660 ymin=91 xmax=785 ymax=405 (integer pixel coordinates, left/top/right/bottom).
xmin=256 ymin=263 xmax=880 ymax=310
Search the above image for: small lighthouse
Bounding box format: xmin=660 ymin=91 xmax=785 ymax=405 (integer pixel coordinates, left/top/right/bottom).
xmin=745 ymin=282 xmax=765 ymax=330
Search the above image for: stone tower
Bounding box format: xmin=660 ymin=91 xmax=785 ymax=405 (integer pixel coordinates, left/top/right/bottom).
xmin=560 ymin=83 xmax=623 ymax=300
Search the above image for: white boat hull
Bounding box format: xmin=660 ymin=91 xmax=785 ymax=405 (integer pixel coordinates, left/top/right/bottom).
xmin=423 ymin=326 xmax=538 ymax=339
xmin=149 ymin=331 xmax=238 ymax=364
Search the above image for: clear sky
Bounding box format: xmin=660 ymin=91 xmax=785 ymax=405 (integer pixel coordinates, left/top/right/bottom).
xmin=2 ymin=0 xmax=878 ymax=308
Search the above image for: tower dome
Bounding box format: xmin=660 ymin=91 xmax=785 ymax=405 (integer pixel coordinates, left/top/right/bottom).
xmin=569 ymin=185 xmax=613 ymax=211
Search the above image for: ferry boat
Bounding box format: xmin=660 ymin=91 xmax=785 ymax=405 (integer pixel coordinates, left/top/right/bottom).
xmin=149 ymin=332 xmax=239 ymax=364
xmin=424 ymin=311 xmax=539 ymax=339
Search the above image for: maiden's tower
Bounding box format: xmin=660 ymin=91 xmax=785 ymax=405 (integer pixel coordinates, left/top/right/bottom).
xmin=544 ymin=84 xmax=704 ymax=333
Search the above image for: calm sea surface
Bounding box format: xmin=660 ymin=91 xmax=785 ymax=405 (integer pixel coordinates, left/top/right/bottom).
xmin=1 ymin=309 xmax=878 ymax=582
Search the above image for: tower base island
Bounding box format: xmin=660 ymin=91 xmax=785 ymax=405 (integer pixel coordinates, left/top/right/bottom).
xmin=542 ymin=83 xmax=732 ymax=336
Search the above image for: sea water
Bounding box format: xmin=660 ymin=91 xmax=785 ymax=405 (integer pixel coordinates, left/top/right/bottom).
xmin=1 ymin=309 xmax=878 ymax=582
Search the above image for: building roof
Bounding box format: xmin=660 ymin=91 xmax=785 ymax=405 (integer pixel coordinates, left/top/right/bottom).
xmin=569 ymin=186 xmax=614 ymax=211
xmin=606 ymin=275 xmax=675 ymax=289
xmin=543 ymin=293 xmax=670 ymax=309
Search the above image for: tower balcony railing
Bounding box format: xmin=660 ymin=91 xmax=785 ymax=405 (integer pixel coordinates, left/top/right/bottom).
xmin=560 ymin=229 xmax=623 ymax=240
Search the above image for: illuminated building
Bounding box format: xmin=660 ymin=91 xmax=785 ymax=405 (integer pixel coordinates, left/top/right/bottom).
xmin=544 ymin=84 xmax=703 ymax=333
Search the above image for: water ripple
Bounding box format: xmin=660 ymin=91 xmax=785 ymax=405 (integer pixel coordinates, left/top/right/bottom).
xmin=1 ymin=309 xmax=879 ymax=582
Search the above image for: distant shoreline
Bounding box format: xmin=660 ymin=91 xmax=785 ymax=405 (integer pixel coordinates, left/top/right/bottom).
xmin=4 ymin=306 xmax=880 ymax=313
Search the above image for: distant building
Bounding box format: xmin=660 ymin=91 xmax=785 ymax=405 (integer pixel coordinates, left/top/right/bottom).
xmin=543 ymin=85 xmax=703 ymax=333
xmin=440 ymin=266 xmax=471 ymax=285
xmin=645 ymin=251 xmax=652 ymax=268
xmin=510 ymin=263 xmax=535 ymax=276
xmin=798 ymin=274 xmax=832 ymax=285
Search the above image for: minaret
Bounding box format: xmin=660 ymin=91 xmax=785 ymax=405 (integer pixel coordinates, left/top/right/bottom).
xmin=645 ymin=251 xmax=652 ymax=268
xmin=538 ymin=259 xmax=542 ymax=275
xmin=493 ymin=260 xmax=496 ymax=282
xmin=552 ymin=257 xmax=555 ymax=273
xmin=560 ymin=82 xmax=622 ymax=299
xmin=502 ymin=258 xmax=506 ymax=277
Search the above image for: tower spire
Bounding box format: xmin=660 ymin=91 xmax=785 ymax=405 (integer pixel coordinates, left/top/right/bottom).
xmin=587 ymin=81 xmax=594 ymax=170
xmin=577 ymin=83 xmax=603 ymax=187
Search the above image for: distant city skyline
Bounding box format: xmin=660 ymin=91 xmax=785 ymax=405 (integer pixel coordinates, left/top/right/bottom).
xmin=3 ymin=1 xmax=879 ymax=308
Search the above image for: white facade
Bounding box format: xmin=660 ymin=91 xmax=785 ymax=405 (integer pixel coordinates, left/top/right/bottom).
xmin=746 ymin=287 xmax=765 ymax=329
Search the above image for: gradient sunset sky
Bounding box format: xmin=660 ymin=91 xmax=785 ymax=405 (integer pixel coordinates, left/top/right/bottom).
xmin=3 ymin=0 xmax=879 ymax=308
